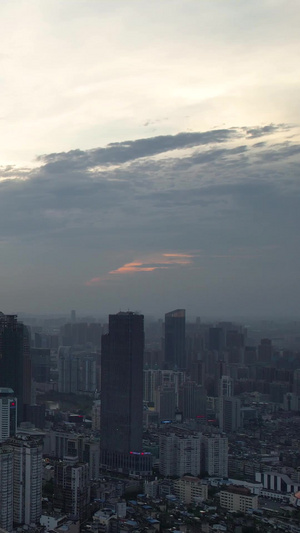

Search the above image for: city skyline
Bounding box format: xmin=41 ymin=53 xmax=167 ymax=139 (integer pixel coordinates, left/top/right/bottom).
xmin=0 ymin=1 xmax=299 ymax=317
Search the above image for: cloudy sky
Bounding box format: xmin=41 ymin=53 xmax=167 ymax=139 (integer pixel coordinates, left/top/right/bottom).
xmin=0 ymin=0 xmax=299 ymax=318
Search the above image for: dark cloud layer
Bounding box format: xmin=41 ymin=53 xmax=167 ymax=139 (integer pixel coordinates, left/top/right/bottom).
xmin=37 ymin=128 xmax=241 ymax=169
xmin=0 ymin=123 xmax=299 ymax=316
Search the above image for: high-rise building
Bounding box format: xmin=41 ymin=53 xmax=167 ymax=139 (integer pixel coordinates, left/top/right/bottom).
xmin=178 ymin=381 xmax=207 ymax=421
xmin=0 ymin=443 xmax=13 ymax=531
xmin=159 ymin=431 xmax=202 ymax=477
xmin=100 ymin=312 xmax=152 ymax=475
xmin=293 ymin=369 xmax=300 ymax=396
xmin=203 ymin=434 xmax=228 ymax=477
xmin=80 ymin=354 xmax=97 ymax=392
xmin=219 ymin=376 xmax=233 ymax=398
xmin=218 ymin=374 xmax=240 ymax=433
xmin=258 ymin=338 xmax=273 ymax=364
xmin=61 ymin=322 xmax=102 ymax=348
xmin=10 ymin=435 xmax=43 ymax=526
xmin=58 ymin=347 xmax=97 ymax=394
xmin=0 ymin=388 xmax=17 ymax=443
xmin=220 ymin=397 xmax=241 ymax=433
xmin=92 ymin=400 xmax=101 ymax=431
xmin=30 ymin=348 xmax=51 ymax=383
xmin=155 ymin=385 xmax=176 ymax=422
xmin=58 ymin=346 xmax=78 ymax=393
xmin=208 ymin=327 xmax=225 ymax=352
xmin=164 ymin=309 xmax=186 ymax=370
xmin=0 ymin=314 xmax=31 ymax=422
xmin=143 ymin=368 xmax=185 ymax=407
xmin=83 ymin=440 xmax=100 ymax=480
xmin=54 ymin=458 xmax=90 ymax=521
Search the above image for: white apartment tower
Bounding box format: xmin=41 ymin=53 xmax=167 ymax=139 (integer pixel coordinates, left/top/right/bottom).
xmin=203 ymin=434 xmax=228 ymax=478
xmin=159 ymin=432 xmax=202 ymax=477
xmin=11 ymin=436 xmax=43 ymax=526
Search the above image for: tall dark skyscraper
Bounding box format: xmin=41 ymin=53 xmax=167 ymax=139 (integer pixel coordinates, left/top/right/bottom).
xmin=0 ymin=313 xmax=31 ymax=422
xmin=164 ymin=309 xmax=186 ymax=370
xmin=100 ymin=312 xmax=151 ymax=475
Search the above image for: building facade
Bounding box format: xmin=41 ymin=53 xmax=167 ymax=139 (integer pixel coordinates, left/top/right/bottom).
xmin=164 ymin=309 xmax=186 ymax=370
xmin=0 ymin=313 xmax=31 ymax=422
xmin=203 ymin=434 xmax=228 ymax=477
xmin=101 ymin=312 xmax=151 ymax=475
xmin=173 ymin=476 xmax=208 ymax=504
xmin=220 ymin=485 xmax=258 ymax=512
xmin=0 ymin=444 xmax=13 ymax=531
xmin=159 ymin=431 xmax=202 ymax=477
xmin=219 ymin=396 xmax=241 ymax=433
xmin=0 ymin=388 xmax=17 ymax=443
xmin=11 ymin=435 xmax=43 ymax=526
xmin=54 ymin=459 xmax=90 ymax=521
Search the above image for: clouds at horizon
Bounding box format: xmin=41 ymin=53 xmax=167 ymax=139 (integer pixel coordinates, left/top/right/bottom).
xmin=0 ymin=123 xmax=299 ymax=316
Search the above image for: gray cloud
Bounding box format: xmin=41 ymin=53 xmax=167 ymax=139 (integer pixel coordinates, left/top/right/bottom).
xmin=36 ymin=128 xmax=242 ymax=169
xmin=36 ymin=124 xmax=294 ymax=172
xmin=0 ymin=123 xmax=299 ymax=316
xmin=0 ymin=124 xmax=298 ymax=242
xmin=245 ymin=123 xmax=290 ymax=138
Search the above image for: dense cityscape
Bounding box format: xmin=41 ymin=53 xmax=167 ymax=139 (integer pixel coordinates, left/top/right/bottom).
xmin=0 ymin=309 xmax=300 ymax=532
xmin=0 ymin=1 xmax=299 ymax=532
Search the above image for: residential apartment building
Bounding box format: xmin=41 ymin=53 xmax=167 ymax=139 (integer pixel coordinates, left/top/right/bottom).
xmin=220 ymin=485 xmax=258 ymax=512
xmin=11 ymin=435 xmax=43 ymax=526
xmin=173 ymin=476 xmax=208 ymax=504
xmin=0 ymin=388 xmax=17 ymax=443
xmin=0 ymin=444 xmax=13 ymax=531
xmin=54 ymin=458 xmax=90 ymax=521
xmin=203 ymin=434 xmax=228 ymax=478
xmin=159 ymin=431 xmax=201 ymax=477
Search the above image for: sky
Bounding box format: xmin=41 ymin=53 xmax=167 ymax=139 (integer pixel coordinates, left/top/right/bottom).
xmin=0 ymin=0 xmax=300 ymax=319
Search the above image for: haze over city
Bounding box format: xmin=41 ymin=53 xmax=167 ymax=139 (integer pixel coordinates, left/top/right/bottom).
xmin=0 ymin=0 xmax=299 ymax=317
